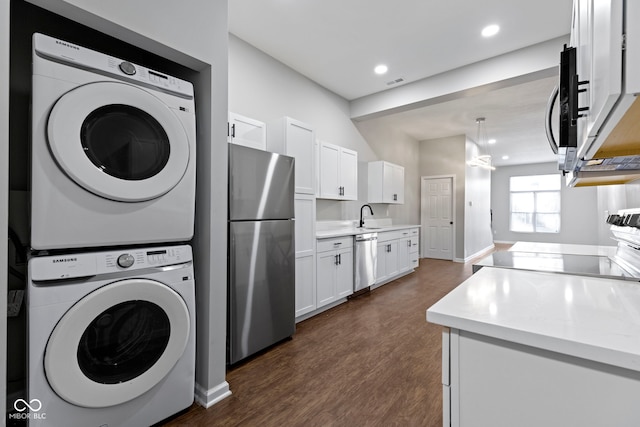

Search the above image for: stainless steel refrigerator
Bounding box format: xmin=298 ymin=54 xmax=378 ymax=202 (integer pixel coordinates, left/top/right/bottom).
xmin=228 ymin=144 xmax=295 ymax=364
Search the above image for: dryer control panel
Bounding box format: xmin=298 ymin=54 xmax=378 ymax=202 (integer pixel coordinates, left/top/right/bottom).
xmin=30 ymin=245 xmax=193 ymax=281
xmin=33 ymin=33 xmax=194 ymax=99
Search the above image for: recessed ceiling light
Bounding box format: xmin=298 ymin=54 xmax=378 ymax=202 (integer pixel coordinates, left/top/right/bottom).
xmin=501 ymin=155 xmax=509 ymax=160
xmin=488 ymin=138 xmax=496 ymax=144
xmin=374 ymin=64 xmax=388 ymax=75
xmin=481 ymin=24 xmax=500 ymax=38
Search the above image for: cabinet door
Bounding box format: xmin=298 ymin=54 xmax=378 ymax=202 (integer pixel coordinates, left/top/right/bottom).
xmin=368 ymin=161 xmax=404 ymax=204
xmin=228 ymin=112 xmax=266 ymax=150
xmin=585 ymin=0 xmax=623 ymax=143
xmin=381 ymin=163 xmax=395 ymax=203
xmin=397 ymin=238 xmax=411 ymax=273
xmin=316 ymin=251 xmax=337 ymax=308
xmin=574 ymin=0 xmax=591 ymax=149
xmin=295 ymin=255 xmax=315 ymax=317
xmin=383 ymin=163 xmax=404 ymax=204
xmin=392 ymin=164 xmax=405 ymax=204
xmin=294 ymin=194 xmax=315 ymax=257
xmin=319 ymin=143 xmax=341 ymax=199
xmin=385 ymin=241 xmax=399 ymax=279
xmin=336 ymin=248 xmax=354 ymax=298
xmin=286 ymin=118 xmax=315 ymax=194
xmin=376 ymin=242 xmax=388 ymax=283
xmin=340 ymin=148 xmax=358 ymax=200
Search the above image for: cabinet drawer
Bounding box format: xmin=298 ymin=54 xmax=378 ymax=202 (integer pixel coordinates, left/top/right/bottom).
xmin=317 ymin=236 xmax=353 ymax=253
xmin=409 ymin=253 xmax=419 ymax=268
xmin=378 ymin=230 xmax=405 ymax=242
xmin=397 ymin=229 xmax=416 ymax=242
xmin=409 ymin=236 xmax=419 ymax=253
xmin=378 ymin=228 xmax=418 ymax=243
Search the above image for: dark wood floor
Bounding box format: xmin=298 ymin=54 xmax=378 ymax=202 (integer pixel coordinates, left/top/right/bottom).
xmin=163 ymin=256 xmax=483 ymax=427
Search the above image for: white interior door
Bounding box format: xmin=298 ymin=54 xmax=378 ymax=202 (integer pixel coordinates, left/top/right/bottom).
xmin=421 ymin=177 xmax=453 ymax=260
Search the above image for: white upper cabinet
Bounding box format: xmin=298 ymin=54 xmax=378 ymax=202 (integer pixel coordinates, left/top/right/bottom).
xmin=317 ymin=141 xmax=358 ymax=200
xmin=571 ymin=0 xmax=640 ymax=161
xmin=228 ymin=112 xmax=266 ymax=151
xmin=368 ymin=161 xmax=404 ymax=204
xmin=267 ymin=117 xmax=315 ymax=195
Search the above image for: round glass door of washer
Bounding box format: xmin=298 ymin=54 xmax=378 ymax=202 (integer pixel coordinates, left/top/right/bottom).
xmin=43 ymin=279 xmax=190 ymax=408
xmin=47 ymin=81 xmax=191 ymax=202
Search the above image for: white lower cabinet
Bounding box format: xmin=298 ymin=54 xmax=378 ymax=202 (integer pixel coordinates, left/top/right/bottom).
xmin=442 ymin=328 xmax=640 ymax=427
xmin=377 ymin=240 xmax=398 ymax=283
xmin=316 ymin=237 xmax=353 ymax=308
xmin=409 ymin=233 xmax=419 ymax=269
xmin=375 ymin=228 xmax=419 ymax=286
xmin=295 ymin=255 xmax=315 ymax=317
xmin=294 ymin=194 xmax=316 ymax=318
xmin=397 ymin=238 xmax=410 ymax=273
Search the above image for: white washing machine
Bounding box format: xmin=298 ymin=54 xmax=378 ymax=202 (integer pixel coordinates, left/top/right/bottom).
xmin=30 ymin=33 xmax=196 ymax=250
xmin=26 ymin=245 xmax=196 ymax=427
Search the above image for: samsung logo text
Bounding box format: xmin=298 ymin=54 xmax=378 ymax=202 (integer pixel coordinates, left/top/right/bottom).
xmin=55 ymin=40 xmax=80 ymax=50
xmin=52 ymin=258 xmax=77 ymax=263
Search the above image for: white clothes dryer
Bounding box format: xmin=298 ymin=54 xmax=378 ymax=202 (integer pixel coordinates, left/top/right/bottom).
xmin=30 ymin=33 xmax=196 ymax=250
xmin=26 ymin=245 xmax=195 ymax=427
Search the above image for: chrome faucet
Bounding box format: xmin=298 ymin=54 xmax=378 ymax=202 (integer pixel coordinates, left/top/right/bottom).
xmin=359 ymin=204 xmax=374 ymax=228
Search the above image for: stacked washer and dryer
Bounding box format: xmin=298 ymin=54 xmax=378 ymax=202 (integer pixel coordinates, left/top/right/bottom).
xmin=25 ymin=33 xmax=197 ymax=426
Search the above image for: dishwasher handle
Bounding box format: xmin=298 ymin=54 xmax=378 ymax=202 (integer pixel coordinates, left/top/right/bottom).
xmin=355 ymin=233 xmax=378 ymax=242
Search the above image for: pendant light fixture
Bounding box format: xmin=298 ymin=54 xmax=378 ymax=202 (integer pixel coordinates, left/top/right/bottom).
xmin=467 ymin=117 xmax=496 ymax=170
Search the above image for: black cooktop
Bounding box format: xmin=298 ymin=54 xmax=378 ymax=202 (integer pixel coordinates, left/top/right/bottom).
xmin=473 ymin=251 xmax=638 ymax=281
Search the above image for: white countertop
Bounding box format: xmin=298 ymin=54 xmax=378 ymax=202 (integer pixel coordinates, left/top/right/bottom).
xmin=427 ymin=267 xmax=640 ymax=372
xmin=316 ymin=224 xmax=420 ymax=239
xmin=509 ymin=241 xmax=617 ymax=257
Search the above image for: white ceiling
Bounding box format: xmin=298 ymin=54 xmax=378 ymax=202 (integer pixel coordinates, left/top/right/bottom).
xmin=229 ymin=0 xmax=574 ymax=167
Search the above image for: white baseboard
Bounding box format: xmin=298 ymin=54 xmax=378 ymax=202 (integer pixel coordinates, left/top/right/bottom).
xmin=295 ymin=297 xmax=347 ymax=323
xmin=194 ymin=381 xmax=232 ymax=408
xmin=370 ymin=268 xmax=415 ymax=289
xmin=462 ymin=243 xmax=495 ymax=263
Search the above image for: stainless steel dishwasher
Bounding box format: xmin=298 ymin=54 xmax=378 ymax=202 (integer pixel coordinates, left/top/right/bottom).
xmin=354 ymin=232 xmax=378 ymax=291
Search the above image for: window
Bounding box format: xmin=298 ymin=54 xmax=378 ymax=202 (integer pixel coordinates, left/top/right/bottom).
xmin=510 ymin=174 xmax=561 ymax=233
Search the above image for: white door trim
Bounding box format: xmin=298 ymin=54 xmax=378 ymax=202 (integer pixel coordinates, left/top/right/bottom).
xmin=420 ymin=174 xmax=456 ymax=261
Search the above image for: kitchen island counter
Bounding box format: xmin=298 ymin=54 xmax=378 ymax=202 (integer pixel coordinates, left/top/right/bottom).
xmin=427 ymin=267 xmax=640 ymax=426
xmin=427 ymin=267 xmax=640 ymax=371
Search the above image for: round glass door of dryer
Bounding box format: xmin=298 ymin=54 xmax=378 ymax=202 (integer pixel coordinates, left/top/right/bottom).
xmin=43 ymin=279 xmax=190 ymax=408
xmin=47 ymin=81 xmax=191 ymax=202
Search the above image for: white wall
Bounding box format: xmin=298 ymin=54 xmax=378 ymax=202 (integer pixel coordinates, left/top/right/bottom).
xmin=491 ymin=162 xmax=604 ymax=245
xmin=464 ymin=138 xmax=494 ymax=259
xmin=230 ymin=35 xmax=421 ymax=225
xmin=354 ymin=119 xmax=421 ymax=224
xmin=419 ymin=135 xmax=466 ymax=260
xmin=10 ymin=0 xmax=231 ymax=411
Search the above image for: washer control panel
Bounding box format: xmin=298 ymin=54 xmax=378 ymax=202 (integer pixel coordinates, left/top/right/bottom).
xmin=30 ymin=245 xmax=193 ymax=281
